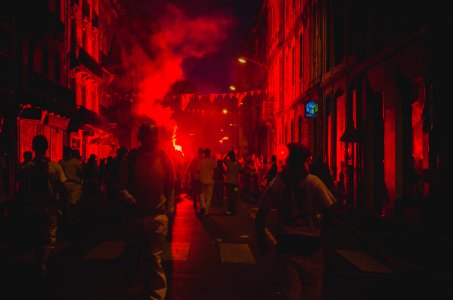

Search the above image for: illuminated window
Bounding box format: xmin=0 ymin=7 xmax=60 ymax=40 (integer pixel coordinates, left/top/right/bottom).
xmin=411 ymin=79 xmax=429 ymax=198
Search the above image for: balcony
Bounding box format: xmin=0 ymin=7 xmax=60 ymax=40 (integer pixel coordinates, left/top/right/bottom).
xmin=77 ymin=48 xmax=103 ymax=77
xmin=24 ymin=72 xmax=76 ymax=118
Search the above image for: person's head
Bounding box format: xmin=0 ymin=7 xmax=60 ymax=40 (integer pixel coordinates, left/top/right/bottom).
xmin=138 ymin=121 xmax=158 ymax=152
xmin=117 ymin=146 xmax=127 ymax=158
xmin=63 ymin=146 xmax=73 ymax=159
xmin=228 ymin=150 xmax=236 ymax=161
xmin=314 ymin=153 xmax=323 ymax=163
xmin=32 ymin=135 xmax=48 ymax=156
xmin=285 ymin=143 xmax=312 ymax=170
xmin=271 ymin=155 xmax=277 ymax=163
xmin=72 ymin=149 xmax=81 ymax=159
xmin=217 ymin=159 xmax=223 ymax=168
xmin=204 ymin=148 xmax=211 ymax=158
xmin=23 ymin=151 xmax=32 ymax=162
xmin=197 ymin=147 xmax=204 ymax=156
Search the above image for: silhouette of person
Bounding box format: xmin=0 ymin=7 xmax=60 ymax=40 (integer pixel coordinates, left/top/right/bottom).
xmin=265 ymin=154 xmax=278 ymax=186
xmin=310 ymin=154 xmax=335 ymax=194
xmin=20 ymin=135 xmax=68 ymax=279
xmin=255 ymin=143 xmax=336 ymax=300
xmin=118 ymin=121 xmax=175 ymax=299
xmin=186 ymin=147 xmax=203 ymax=210
xmin=223 ymin=150 xmax=242 ymax=215
xmin=213 ymin=159 xmax=226 ymax=207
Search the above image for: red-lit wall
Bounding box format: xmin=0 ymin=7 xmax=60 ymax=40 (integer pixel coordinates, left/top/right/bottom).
xmin=336 ymin=94 xmax=346 ymax=181
xmin=384 ymin=105 xmax=396 ymax=210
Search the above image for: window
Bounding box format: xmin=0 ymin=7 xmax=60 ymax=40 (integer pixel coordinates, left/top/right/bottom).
xmin=333 ymin=0 xmax=344 ymax=65
xmin=281 ymin=117 xmax=285 ymax=144
xmin=42 ymin=45 xmax=49 ymax=75
xmin=55 ymin=53 xmax=61 ymax=82
xmin=299 ymin=34 xmax=303 ymax=79
xmin=292 ymin=47 xmax=295 ymax=87
xmin=298 ymin=115 xmax=303 ymax=142
xmin=325 ymin=0 xmax=331 ymax=71
xmin=82 ymin=0 xmax=90 ymax=20
xmin=411 ymin=79 xmax=429 ymax=198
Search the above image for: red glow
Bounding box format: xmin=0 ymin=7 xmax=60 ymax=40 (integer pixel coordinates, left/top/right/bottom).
xmin=120 ymin=3 xmax=234 ymax=115
xmin=118 ymin=3 xmax=234 ymax=154
xmin=276 ymin=144 xmax=287 ymax=162
xmin=384 ymin=106 xmax=396 ymax=208
xmin=337 ymin=94 xmax=346 ymax=181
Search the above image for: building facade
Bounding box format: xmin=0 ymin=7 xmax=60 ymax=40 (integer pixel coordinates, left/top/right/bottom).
xmin=260 ymin=0 xmax=451 ymax=232
xmin=0 ymin=0 xmax=133 ymax=200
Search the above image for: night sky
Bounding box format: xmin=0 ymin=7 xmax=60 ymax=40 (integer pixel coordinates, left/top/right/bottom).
xmin=120 ymin=0 xmax=264 ymax=95
xmin=180 ymin=0 xmax=264 ymax=94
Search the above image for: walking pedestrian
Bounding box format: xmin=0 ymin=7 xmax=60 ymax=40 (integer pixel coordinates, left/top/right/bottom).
xmin=59 ymin=146 xmax=83 ymax=225
xmin=223 ymin=150 xmax=242 ymax=215
xmin=118 ymin=120 xmax=175 ymax=299
xmin=212 ymin=159 xmax=226 ymax=207
xmin=199 ymin=148 xmax=215 ymax=217
xmin=186 ymin=147 xmax=203 ymax=210
xmin=255 ymin=143 xmax=336 ymax=300
xmin=310 ymin=154 xmax=335 ymax=194
xmin=19 ymin=135 xmax=68 ymax=279
xmin=265 ymin=154 xmax=278 ymax=186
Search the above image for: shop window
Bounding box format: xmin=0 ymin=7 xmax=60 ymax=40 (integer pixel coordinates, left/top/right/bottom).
xmin=411 ymin=80 xmax=429 ymax=198
xmin=336 ymin=94 xmax=346 ymax=181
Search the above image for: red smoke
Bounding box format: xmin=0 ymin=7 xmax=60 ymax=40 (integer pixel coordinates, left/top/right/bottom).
xmin=120 ymin=3 xmax=234 ymax=127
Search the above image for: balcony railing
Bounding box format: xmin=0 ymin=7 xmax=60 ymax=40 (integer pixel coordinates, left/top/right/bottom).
xmin=25 ymin=71 xmax=76 ymax=117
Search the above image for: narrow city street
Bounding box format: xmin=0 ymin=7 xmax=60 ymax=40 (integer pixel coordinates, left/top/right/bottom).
xmin=1 ymin=1 xmax=452 ymax=300
xmin=2 ymin=193 xmax=451 ymax=300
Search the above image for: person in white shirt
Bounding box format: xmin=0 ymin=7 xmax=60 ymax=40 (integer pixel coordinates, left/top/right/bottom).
xmin=223 ymin=150 xmax=242 ymax=215
xmin=59 ymin=147 xmax=82 ymax=224
xmin=199 ymin=148 xmax=215 ymax=217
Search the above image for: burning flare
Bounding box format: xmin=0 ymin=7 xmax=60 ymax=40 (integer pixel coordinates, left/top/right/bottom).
xmin=172 ymin=125 xmax=184 ymax=156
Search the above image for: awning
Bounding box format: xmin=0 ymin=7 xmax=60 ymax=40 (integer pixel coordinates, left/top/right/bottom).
xmin=46 ymin=113 xmax=70 ymax=129
xmin=19 ymin=72 xmax=76 ymax=118
xmin=67 ymin=106 xmax=115 ymax=133
xmin=89 ymin=133 xmax=116 ymax=145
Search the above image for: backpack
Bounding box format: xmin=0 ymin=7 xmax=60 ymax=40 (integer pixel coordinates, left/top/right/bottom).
xmin=276 ymin=177 xmax=323 ymax=255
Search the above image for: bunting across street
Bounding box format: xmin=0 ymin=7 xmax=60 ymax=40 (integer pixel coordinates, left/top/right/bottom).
xmin=165 ymin=89 xmax=265 ymax=111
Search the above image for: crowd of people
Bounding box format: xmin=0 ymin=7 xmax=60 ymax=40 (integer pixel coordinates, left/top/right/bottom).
xmin=9 ymin=118 xmax=341 ymax=300
xmin=183 ymin=148 xmax=287 ymax=217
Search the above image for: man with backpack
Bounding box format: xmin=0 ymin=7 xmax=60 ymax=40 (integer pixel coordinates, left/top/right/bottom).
xmin=19 ymin=135 xmax=68 ymax=279
xmin=118 ymin=121 xmax=175 ymax=300
xmin=255 ymin=143 xmax=336 ymax=300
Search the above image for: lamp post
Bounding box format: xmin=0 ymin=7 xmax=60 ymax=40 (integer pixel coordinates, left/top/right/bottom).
xmin=238 ymin=56 xmax=269 ymax=72
xmin=237 ymin=55 xmax=271 ymax=158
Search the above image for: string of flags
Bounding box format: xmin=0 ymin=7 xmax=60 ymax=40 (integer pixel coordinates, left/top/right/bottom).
xmin=165 ymin=89 xmax=267 ymax=111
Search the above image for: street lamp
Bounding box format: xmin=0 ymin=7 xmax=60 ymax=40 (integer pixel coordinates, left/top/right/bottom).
xmin=237 ymin=55 xmax=270 ymax=158
xmin=238 ymin=56 xmax=268 ymax=72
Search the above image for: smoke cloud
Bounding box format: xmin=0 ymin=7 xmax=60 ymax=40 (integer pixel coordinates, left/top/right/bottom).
xmin=116 ymin=1 xmax=236 ymax=127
